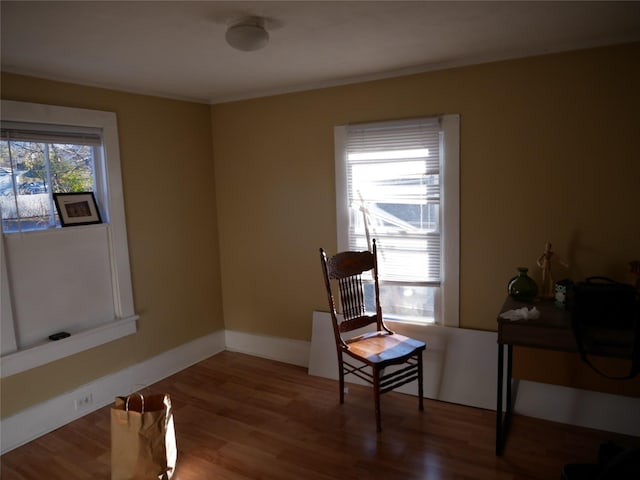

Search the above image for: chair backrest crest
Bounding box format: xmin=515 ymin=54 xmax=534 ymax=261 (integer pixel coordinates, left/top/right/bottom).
xmin=326 ymin=251 xmax=374 ymax=279
xmin=320 ymin=240 xmax=387 ymax=339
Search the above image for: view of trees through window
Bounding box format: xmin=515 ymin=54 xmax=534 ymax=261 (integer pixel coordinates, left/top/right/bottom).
xmin=0 ymin=140 xmax=96 ymax=232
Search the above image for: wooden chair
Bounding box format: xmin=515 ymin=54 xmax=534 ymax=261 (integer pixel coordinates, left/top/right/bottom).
xmin=319 ymin=239 xmax=426 ymax=432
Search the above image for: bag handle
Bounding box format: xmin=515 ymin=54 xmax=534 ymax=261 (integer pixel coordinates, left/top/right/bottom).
xmin=125 ymin=392 xmax=145 ymax=414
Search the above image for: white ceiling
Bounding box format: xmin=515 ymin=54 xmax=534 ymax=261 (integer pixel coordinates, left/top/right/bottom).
xmin=2 ymin=1 xmax=640 ymax=105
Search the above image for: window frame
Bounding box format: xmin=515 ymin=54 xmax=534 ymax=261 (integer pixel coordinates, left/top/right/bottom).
xmin=0 ymin=100 xmax=137 ymax=376
xmin=1 ymin=122 xmax=104 ymax=232
xmin=334 ymin=114 xmax=459 ymax=327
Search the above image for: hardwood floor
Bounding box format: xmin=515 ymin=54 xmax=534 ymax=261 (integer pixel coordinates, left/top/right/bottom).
xmin=2 ymin=351 xmax=638 ymax=479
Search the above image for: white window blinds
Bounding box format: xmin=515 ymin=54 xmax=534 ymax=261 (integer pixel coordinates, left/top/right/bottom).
xmin=345 ymin=117 xmax=442 ymax=284
xmin=1 ymin=121 xmax=102 ymax=146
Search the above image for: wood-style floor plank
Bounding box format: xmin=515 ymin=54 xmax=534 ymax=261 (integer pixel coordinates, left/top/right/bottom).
xmin=2 ymin=351 xmax=638 ymax=479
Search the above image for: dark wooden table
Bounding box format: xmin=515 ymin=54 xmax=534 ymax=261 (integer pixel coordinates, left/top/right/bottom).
xmin=495 ymin=297 xmax=634 ymax=455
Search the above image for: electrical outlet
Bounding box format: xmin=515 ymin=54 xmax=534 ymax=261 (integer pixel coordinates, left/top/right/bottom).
xmin=74 ymin=392 xmax=93 ymax=411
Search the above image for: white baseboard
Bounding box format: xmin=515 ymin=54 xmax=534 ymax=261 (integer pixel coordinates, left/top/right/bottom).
xmin=514 ymin=380 xmax=640 ymax=437
xmin=224 ymin=329 xmax=311 ymax=367
xmin=0 ymin=330 xmax=226 ymax=454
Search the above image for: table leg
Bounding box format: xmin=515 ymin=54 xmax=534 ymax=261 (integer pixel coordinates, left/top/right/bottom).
xmin=496 ymin=343 xmax=504 ymax=455
xmin=496 ymin=344 xmax=513 ymax=455
xmin=506 ymin=344 xmax=513 ymax=421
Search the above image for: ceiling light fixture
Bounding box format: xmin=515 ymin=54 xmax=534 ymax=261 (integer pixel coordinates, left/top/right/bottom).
xmin=225 ymin=16 xmax=269 ymax=52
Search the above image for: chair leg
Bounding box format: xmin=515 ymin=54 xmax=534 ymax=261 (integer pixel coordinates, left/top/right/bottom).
xmin=417 ymin=352 xmax=424 ymax=411
xmin=373 ymin=367 xmax=382 ymax=432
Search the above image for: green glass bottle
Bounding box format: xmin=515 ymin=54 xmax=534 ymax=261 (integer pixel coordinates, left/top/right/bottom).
xmin=508 ymin=267 xmax=538 ymax=302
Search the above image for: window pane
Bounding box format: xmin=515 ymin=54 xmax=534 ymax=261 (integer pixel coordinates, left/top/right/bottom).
xmin=0 ymin=140 xmax=96 ymax=233
xmin=344 ymin=118 xmax=442 ymax=324
xmin=48 ymin=143 xmax=96 ymax=192
xmin=348 ymin=155 xmax=440 ymax=283
xmin=363 ymin=282 xmax=437 ymax=323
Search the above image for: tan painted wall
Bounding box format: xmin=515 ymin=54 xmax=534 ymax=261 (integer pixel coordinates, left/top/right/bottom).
xmin=213 ymin=43 xmax=640 ymax=335
xmin=211 ymin=43 xmax=640 ymax=394
xmin=1 ymin=42 xmax=639 ymax=416
xmin=1 ymin=74 xmax=224 ymax=417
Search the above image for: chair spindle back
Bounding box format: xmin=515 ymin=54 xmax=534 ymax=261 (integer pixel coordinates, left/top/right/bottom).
xmin=320 ymin=240 xmax=384 ymax=336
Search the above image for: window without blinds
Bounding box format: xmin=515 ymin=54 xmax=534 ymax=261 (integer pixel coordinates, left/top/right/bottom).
xmin=344 ymin=117 xmax=442 ymax=323
xmin=0 ymin=121 xmax=103 ymax=233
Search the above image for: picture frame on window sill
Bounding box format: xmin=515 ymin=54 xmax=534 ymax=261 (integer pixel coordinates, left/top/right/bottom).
xmin=53 ymin=192 xmax=102 ymax=227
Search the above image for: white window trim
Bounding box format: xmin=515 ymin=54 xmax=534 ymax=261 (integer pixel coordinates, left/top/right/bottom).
xmin=439 ymin=114 xmax=460 ymax=328
xmin=334 ymin=114 xmax=460 ymax=327
xmin=0 ymin=100 xmax=138 ymax=377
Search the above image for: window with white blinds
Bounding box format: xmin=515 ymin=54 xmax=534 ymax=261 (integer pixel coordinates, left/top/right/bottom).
xmin=1 ymin=121 xmax=104 ymax=233
xmin=334 ymin=115 xmax=459 ymax=326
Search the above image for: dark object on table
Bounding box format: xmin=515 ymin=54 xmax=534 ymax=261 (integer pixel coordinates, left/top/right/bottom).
xmin=507 ymin=267 xmax=538 ymax=302
xmin=572 ymin=277 xmax=640 ymax=379
xmin=554 ymin=278 xmax=573 ymax=309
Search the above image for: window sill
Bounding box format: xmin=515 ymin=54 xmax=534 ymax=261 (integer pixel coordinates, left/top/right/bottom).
xmin=0 ymin=315 xmax=138 ymax=378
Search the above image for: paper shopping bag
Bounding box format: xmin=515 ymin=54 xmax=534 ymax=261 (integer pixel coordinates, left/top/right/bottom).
xmin=111 ymin=393 xmax=177 ymax=480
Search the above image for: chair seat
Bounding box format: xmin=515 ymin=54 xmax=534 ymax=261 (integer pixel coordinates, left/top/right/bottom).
xmin=346 ymin=332 xmax=426 ymax=364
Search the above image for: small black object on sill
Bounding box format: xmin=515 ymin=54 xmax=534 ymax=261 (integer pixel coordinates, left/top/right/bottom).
xmin=49 ymin=332 xmax=71 ymax=341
